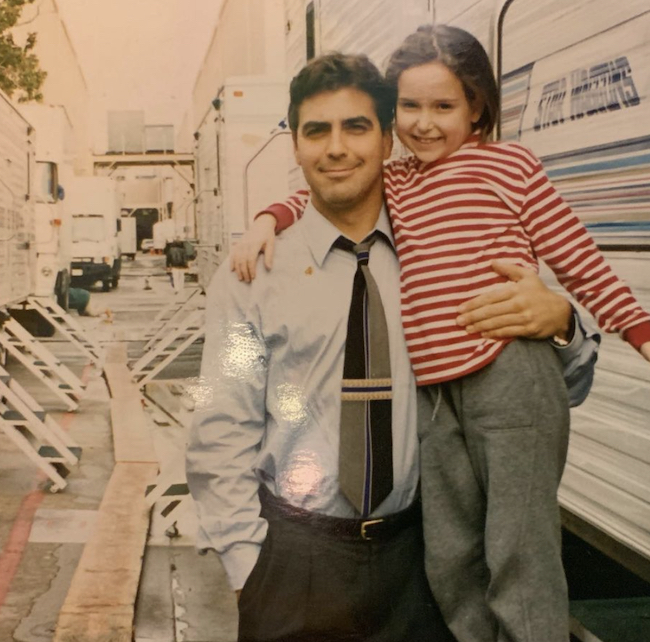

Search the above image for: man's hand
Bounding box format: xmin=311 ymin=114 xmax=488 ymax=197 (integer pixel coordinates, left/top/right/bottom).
xmin=230 ymin=214 xmax=277 ymax=283
xmin=456 ymin=260 xmax=572 ymax=340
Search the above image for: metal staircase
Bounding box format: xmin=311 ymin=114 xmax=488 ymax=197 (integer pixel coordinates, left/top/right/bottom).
xmin=130 ymin=308 xmax=205 ymax=387
xmin=0 ymin=316 xmax=85 ymax=412
xmin=23 ymin=296 xmax=105 ymax=365
xmin=0 ymin=365 xmax=81 ymax=491
xmin=141 ymin=288 xmax=201 ymax=353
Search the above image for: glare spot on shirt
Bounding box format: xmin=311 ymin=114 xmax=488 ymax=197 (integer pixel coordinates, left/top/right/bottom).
xmin=220 ymin=322 xmax=265 ymax=378
xmin=275 ymin=383 xmax=309 ymax=426
xmin=279 ymin=451 xmax=323 ymax=496
xmin=189 ymin=322 xmax=265 ymax=409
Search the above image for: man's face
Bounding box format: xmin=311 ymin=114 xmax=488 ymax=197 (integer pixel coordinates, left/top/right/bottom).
xmin=293 ymin=87 xmax=392 ymax=219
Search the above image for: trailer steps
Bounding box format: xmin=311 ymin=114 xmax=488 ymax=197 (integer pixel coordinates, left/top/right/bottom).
xmin=131 ymin=308 xmax=205 ymax=386
xmin=141 ymin=288 xmax=202 ymax=352
xmin=0 ymin=365 xmax=81 ymax=491
xmin=0 ymin=317 xmax=84 ymax=411
xmin=144 ymin=449 xmax=191 ymax=537
xmin=25 ymin=296 xmax=105 ymax=365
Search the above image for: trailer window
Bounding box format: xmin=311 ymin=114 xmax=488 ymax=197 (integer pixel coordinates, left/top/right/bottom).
xmin=72 ymin=215 xmax=105 ymax=242
xmin=35 ymin=161 xmax=58 ymax=204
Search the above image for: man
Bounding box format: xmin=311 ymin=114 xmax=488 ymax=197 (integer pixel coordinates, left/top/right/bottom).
xmin=165 ymin=238 xmax=188 ymax=295
xmin=186 ymin=53 xmax=598 ymax=642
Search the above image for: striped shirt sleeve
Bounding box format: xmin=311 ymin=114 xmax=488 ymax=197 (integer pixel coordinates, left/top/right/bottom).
xmin=516 ymin=146 xmax=650 ymax=350
xmin=254 ymin=189 xmax=311 ymax=232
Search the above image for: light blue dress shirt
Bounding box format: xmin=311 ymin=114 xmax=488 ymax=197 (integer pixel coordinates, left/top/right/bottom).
xmin=187 ymin=203 xmax=420 ymax=590
xmin=186 ymin=201 xmax=600 ymax=590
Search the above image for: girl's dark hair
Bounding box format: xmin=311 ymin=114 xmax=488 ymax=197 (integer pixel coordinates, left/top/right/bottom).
xmin=288 ymin=52 xmax=394 ymax=134
xmin=385 ymin=24 xmax=499 ymax=139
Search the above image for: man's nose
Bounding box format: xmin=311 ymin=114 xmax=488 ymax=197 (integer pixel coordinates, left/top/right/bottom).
xmin=326 ymin=129 xmax=347 ymax=157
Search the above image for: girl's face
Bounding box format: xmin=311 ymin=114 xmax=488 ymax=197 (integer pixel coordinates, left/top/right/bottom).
xmin=395 ymin=61 xmax=483 ymax=164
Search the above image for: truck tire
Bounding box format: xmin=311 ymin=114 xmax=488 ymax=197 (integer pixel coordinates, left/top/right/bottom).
xmin=102 ymin=279 xmax=110 ymax=292
xmin=55 ymin=270 xmax=71 ymax=311
xmin=111 ymin=275 xmax=119 ymax=289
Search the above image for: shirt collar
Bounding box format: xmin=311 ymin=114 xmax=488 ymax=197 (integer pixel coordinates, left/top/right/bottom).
xmin=299 ymin=200 xmax=395 ymax=267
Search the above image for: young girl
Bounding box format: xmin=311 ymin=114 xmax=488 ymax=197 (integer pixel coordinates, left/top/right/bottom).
xmin=232 ymin=25 xmax=650 ymax=642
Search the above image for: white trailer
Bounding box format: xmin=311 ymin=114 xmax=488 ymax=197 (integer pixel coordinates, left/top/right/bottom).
xmin=194 ymin=75 xmax=290 ymax=289
xmin=0 ymin=90 xmax=87 ymax=491
xmin=67 ymin=177 xmax=122 ymax=292
xmin=0 ymin=89 xmax=35 ymax=308
xmin=18 ymin=103 xmax=74 ymax=308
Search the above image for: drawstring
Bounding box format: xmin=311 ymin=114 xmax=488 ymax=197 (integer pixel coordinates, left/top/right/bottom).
xmin=430 ymin=385 xmax=442 ymax=423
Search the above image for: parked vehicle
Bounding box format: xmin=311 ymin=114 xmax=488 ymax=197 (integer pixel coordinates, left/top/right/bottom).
xmin=18 ymin=104 xmax=73 ymax=309
xmin=67 ymin=177 xmax=122 ymax=292
xmin=119 ymin=215 xmax=137 ymax=260
xmin=0 ymin=88 xmax=35 ymax=309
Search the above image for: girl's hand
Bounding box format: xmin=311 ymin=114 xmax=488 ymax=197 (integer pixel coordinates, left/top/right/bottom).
xmin=640 ymin=342 xmax=650 ymax=362
xmin=230 ymin=214 xmax=277 ymax=282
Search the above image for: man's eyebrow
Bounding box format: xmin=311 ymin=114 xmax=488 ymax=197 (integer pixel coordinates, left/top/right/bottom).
xmin=343 ymin=116 xmax=373 ymax=127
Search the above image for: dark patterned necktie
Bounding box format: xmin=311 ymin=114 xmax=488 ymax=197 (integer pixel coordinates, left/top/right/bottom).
xmin=335 ymin=232 xmax=393 ymax=516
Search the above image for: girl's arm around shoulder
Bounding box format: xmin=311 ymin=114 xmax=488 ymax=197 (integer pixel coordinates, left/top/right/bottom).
xmin=230 ymin=189 xmax=310 ymax=282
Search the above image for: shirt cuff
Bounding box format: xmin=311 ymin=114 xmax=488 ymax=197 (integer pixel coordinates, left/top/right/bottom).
xmin=549 ymin=309 xmax=598 ymax=355
xmin=255 ymin=204 xmax=294 ymax=232
xmin=219 ymin=542 xmax=262 ymax=591
xmin=623 ymin=320 xmax=650 ymax=351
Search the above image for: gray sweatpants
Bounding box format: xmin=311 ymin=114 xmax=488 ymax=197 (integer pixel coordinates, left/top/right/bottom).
xmin=417 ymin=339 xmax=571 ymax=642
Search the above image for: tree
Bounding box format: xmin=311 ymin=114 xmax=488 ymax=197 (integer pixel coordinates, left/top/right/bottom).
xmin=0 ymin=0 xmax=46 ymax=102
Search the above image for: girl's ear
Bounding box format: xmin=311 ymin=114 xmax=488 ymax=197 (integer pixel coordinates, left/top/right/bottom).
xmin=470 ymin=97 xmax=485 ymax=126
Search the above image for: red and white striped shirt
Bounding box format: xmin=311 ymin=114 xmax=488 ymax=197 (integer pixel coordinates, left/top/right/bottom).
xmin=265 ymin=138 xmax=650 ymax=386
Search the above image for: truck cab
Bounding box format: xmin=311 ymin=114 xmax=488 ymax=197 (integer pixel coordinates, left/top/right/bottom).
xmin=67 ymin=177 xmax=122 ymax=292
xmin=33 ymin=159 xmax=70 ymax=306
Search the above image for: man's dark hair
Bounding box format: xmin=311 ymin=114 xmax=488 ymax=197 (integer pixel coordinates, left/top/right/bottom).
xmin=288 ymin=53 xmax=393 ymax=134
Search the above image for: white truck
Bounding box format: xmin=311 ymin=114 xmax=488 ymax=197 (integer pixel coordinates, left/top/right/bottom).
xmin=67 ymin=177 xmax=122 ymax=292
xmin=18 ymin=103 xmax=73 ymax=309
xmin=0 ymin=89 xmax=35 ymax=309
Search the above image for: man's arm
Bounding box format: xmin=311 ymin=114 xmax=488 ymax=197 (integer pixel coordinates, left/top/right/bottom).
xmin=456 ymin=260 xmax=600 ymax=407
xmin=186 ymin=267 xmax=269 ymax=591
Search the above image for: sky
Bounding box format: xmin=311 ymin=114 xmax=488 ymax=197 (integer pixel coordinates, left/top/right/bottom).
xmin=55 ymin=0 xmax=225 ymax=146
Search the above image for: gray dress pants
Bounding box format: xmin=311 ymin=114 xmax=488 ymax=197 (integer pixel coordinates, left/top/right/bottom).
xmin=417 ymin=339 xmax=571 ymax=642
